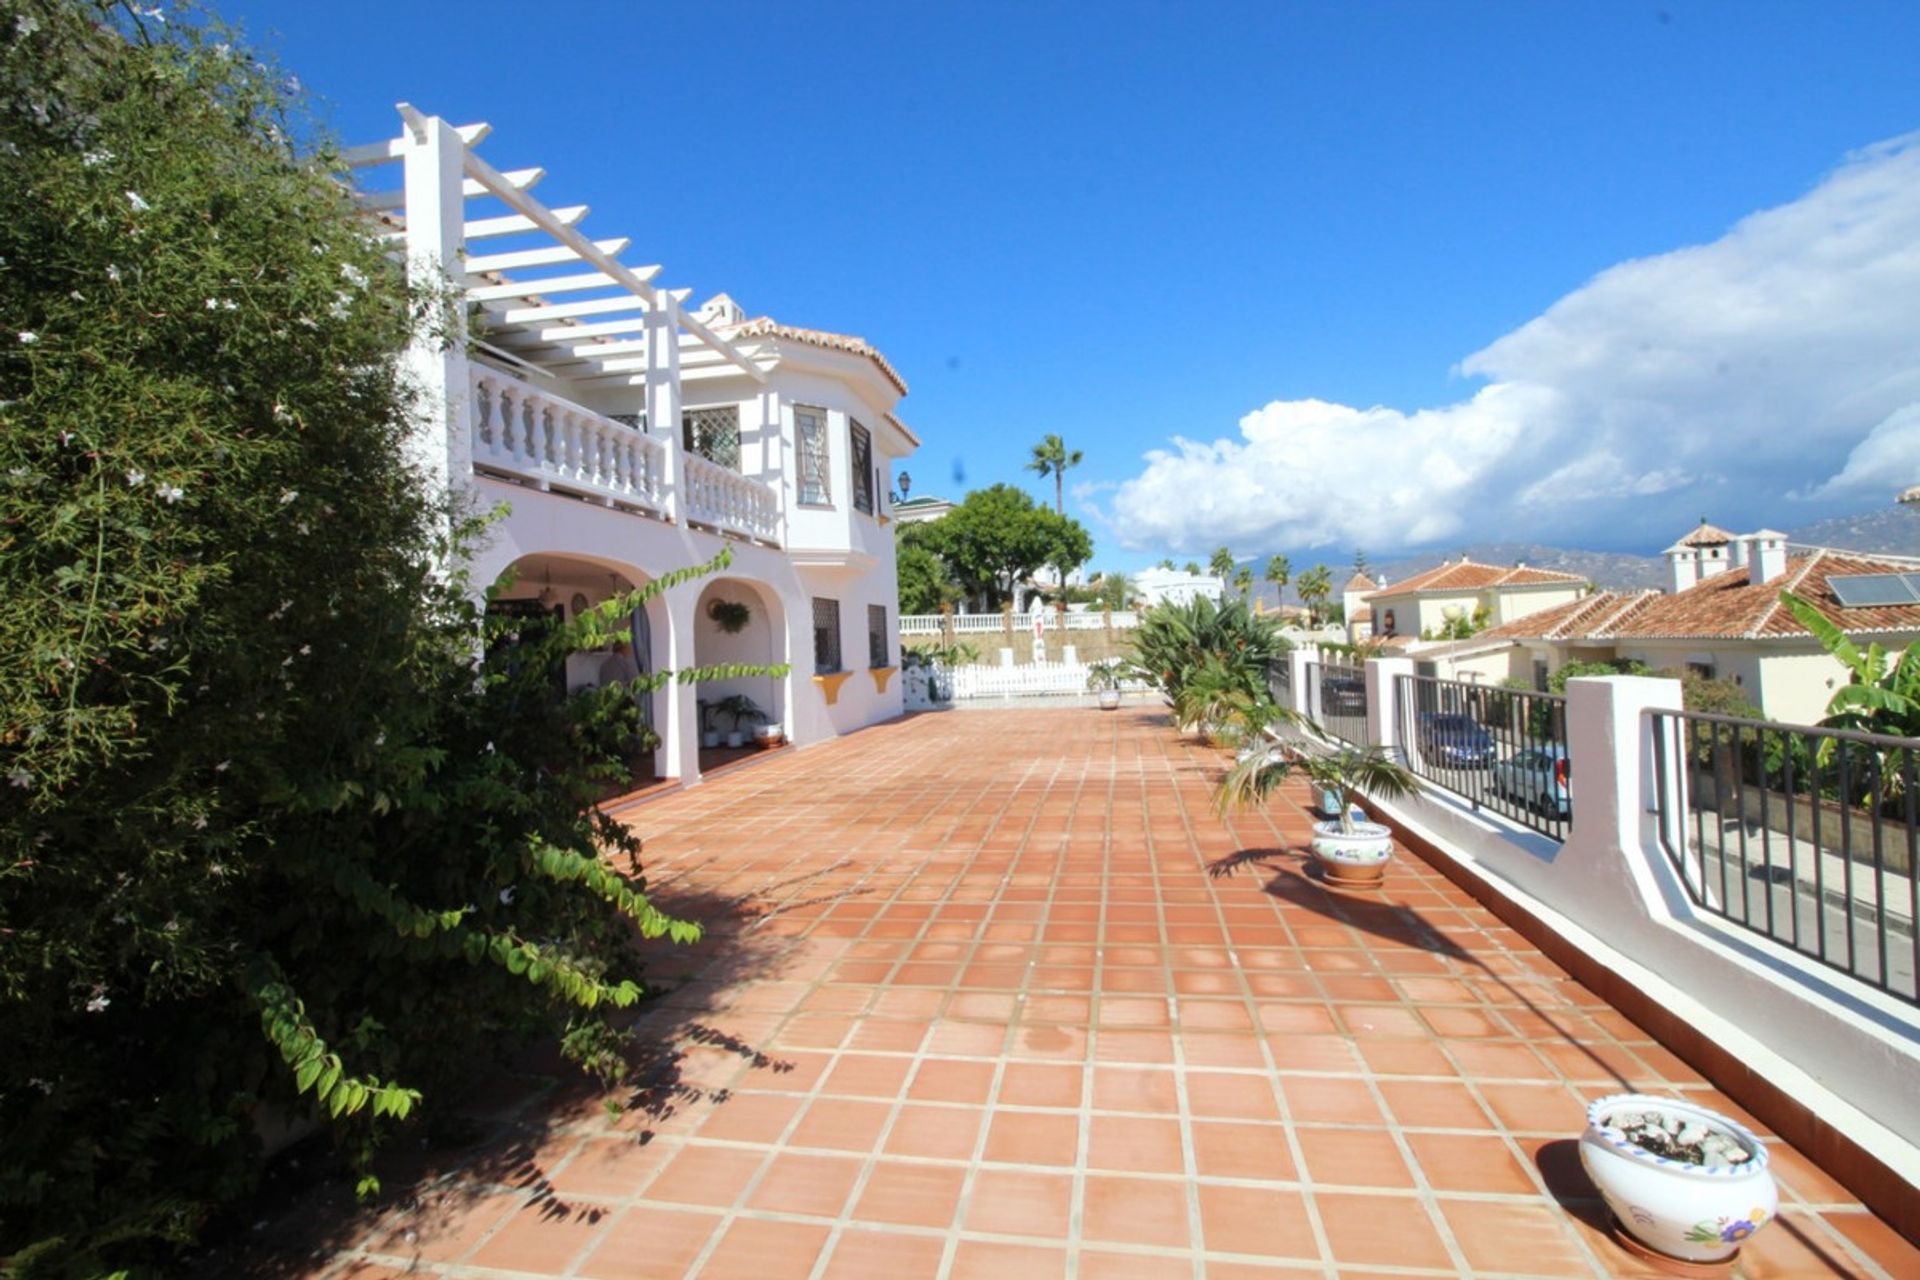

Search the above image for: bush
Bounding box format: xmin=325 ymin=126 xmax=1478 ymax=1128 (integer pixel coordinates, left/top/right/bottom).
xmin=1128 ymin=595 xmax=1289 ymax=707
xmin=0 ymin=5 xmax=768 ymax=1271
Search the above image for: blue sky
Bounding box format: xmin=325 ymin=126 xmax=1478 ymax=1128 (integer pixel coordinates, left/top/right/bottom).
xmin=232 ymin=1 xmax=1920 ymax=573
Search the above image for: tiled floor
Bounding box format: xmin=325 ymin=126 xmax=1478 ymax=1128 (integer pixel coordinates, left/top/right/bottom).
xmin=285 ymin=707 xmax=1917 ymax=1279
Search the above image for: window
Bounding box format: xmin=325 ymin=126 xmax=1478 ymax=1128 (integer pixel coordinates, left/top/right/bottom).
xmin=812 ymin=598 xmax=842 ymax=674
xmin=1687 ymin=661 xmax=1716 ymax=681
xmin=850 ymin=420 xmax=874 ymax=515
xmin=610 ymin=412 xmax=646 ymax=432
xmin=868 ymin=604 xmax=888 ymax=668
xmin=682 ymin=406 xmax=740 ymax=471
xmin=795 ymin=405 xmax=829 ymax=504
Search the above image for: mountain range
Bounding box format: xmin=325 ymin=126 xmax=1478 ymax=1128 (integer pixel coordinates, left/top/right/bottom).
xmin=1243 ymin=505 xmax=1920 ymax=604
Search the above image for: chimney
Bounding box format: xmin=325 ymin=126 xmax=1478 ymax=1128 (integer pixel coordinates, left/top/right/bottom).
xmin=1729 ymin=539 xmax=1749 ymax=571
xmin=1697 ymin=543 xmax=1729 ymax=581
xmin=1749 ymin=529 xmax=1789 ymax=583
xmin=1664 ymin=543 xmax=1697 ymax=593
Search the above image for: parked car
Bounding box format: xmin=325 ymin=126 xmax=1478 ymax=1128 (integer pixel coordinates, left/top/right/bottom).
xmin=1491 ymin=744 xmax=1572 ymax=817
xmin=1321 ymin=676 xmax=1367 ymax=713
xmin=1416 ymin=713 xmax=1496 ymax=768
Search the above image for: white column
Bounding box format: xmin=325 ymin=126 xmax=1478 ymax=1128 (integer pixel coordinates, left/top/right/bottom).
xmin=1563 ymin=675 xmax=1686 ymax=902
xmin=659 ymin=583 xmax=703 ymax=785
xmin=645 ymin=296 xmax=683 ymax=526
xmin=1366 ymin=656 xmax=1415 ymax=754
xmin=400 ymin=112 xmax=471 ymax=500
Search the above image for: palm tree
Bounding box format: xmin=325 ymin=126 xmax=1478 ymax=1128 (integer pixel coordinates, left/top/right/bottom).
xmin=1296 ymin=563 xmax=1333 ymax=625
xmin=1025 ymin=433 xmax=1083 ymax=515
xmin=1264 ymin=555 xmax=1291 ymax=605
xmin=1233 ymin=566 xmax=1253 ymax=600
xmin=1183 ymin=561 xmax=1202 ymax=576
xmin=1208 ymin=546 xmax=1235 ymax=580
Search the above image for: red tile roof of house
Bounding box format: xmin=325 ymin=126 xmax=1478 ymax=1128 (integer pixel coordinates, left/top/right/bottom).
xmin=1482 ymin=550 xmax=1920 ymax=642
xmin=723 ymin=316 xmax=909 ymax=396
xmin=1344 ymin=571 xmax=1377 ymax=591
xmin=1363 ymin=559 xmax=1585 ymax=598
xmin=1677 ymin=520 xmax=1738 ymax=547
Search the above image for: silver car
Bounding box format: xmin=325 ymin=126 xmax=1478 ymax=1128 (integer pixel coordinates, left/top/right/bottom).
xmin=1490 ymin=745 xmax=1571 ymax=817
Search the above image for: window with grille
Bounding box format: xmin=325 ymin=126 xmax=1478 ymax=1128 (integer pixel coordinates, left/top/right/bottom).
xmin=867 ymin=604 xmax=888 ymax=669
xmin=850 ymin=421 xmax=874 ymax=515
xmin=796 ymin=405 xmax=830 ymax=504
xmin=812 ymin=598 xmax=842 ymax=674
xmin=682 ymin=405 xmax=740 ymax=471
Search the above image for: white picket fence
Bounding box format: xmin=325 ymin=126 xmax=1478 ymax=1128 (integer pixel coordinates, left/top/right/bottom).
xmin=899 ymin=610 xmax=1139 ymax=636
xmin=945 ymin=660 xmax=1153 ymax=700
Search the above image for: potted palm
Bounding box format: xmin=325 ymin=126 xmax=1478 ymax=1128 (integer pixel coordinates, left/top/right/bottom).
xmin=714 ymin=694 xmax=765 ymax=748
xmin=1085 ymin=659 xmax=1126 ymax=710
xmin=696 ymin=698 xmax=722 ymax=750
xmin=1579 ymin=1093 xmax=1777 ymax=1266
xmin=1216 ymin=727 xmax=1417 ymax=886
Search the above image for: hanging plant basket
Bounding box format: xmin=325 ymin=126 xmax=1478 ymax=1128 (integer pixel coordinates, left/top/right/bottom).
xmin=707 ymin=598 xmax=752 ymax=634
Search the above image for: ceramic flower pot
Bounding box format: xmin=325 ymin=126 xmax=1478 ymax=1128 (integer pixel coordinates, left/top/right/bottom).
xmin=1309 ymin=820 xmax=1393 ymax=886
xmin=1579 ymin=1093 xmax=1776 ymax=1265
xmin=1097 ymin=689 xmax=1121 ymax=710
xmin=755 ymin=723 xmax=782 ymax=746
xmin=701 ymin=731 xmax=721 ymax=749
xmin=726 ymin=731 xmax=744 ymax=748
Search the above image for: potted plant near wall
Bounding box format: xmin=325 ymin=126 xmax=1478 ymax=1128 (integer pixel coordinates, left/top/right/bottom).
xmin=1085 ymin=659 xmax=1126 ymax=710
xmin=1578 ymin=1093 xmax=1777 ymax=1267
xmin=1215 ymin=726 xmax=1417 ymax=887
xmin=697 ymin=698 xmax=722 ymax=750
xmin=715 ymin=694 xmax=765 ymax=748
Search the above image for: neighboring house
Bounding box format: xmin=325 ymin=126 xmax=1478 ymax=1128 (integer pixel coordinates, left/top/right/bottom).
xmin=1433 ymin=524 xmax=1920 ymax=725
xmin=355 ymin=106 xmax=917 ymax=786
xmin=1342 ymin=571 xmax=1378 ymax=643
xmin=892 ymin=494 xmax=954 ymax=524
xmin=1135 ymin=567 xmax=1226 ymax=608
xmin=1363 ymin=558 xmax=1587 ymax=641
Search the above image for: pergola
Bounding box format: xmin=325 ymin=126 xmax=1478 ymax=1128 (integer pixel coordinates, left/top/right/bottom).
xmin=341 ymin=103 xmax=766 ymax=391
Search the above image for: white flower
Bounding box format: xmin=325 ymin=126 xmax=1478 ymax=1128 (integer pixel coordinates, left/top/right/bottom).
xmin=58 ymin=431 xmax=72 ymax=445
xmin=205 ymin=298 xmax=218 ymax=310
xmin=214 ymin=760 xmax=230 ymax=772
xmin=277 ymin=488 xmax=298 ymax=504
xmin=18 ymin=331 xmax=37 ymax=344
xmin=85 ymin=992 xmax=110 ymax=1013
xmin=27 ymin=1078 xmax=52 ymax=1095
xmin=192 ymin=814 xmax=208 ymax=830
xmin=158 ymin=484 xmax=183 ymax=503
xmin=8 ymin=767 xmax=31 ymax=788
xmin=298 ymin=644 xmax=311 ymax=656
xmin=82 ymin=149 xmax=113 ymax=167
xmin=339 ymin=263 xmax=367 ymax=289
xmin=125 ymin=469 xmax=145 ymax=486
xmin=147 ymin=635 xmax=169 ymax=651
xmin=106 ymin=264 xmax=122 ymax=283
xmin=126 ymin=191 xmax=150 ymax=213
xmin=499 ymin=887 xmax=517 ymax=905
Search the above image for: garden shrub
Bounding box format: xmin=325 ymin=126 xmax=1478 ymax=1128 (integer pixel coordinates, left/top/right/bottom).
xmin=0 ymin=4 xmax=776 ymax=1273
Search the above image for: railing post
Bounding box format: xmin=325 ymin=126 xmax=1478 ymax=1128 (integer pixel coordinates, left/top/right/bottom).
xmin=1367 ymin=657 xmax=1415 ymax=755
xmin=646 ymin=294 xmax=683 ymax=525
xmin=1287 ymin=645 xmax=1317 ymax=719
xmin=1564 ymin=675 xmax=1685 ymax=865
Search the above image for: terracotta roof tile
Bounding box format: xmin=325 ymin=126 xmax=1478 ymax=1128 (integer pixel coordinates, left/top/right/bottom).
xmin=1678 ymin=521 xmax=1737 ymax=547
xmin=1485 ymin=551 xmax=1920 ymax=641
xmin=723 ymin=316 xmax=909 ymax=396
xmin=1364 ymin=559 xmax=1584 ymax=598
xmin=1344 ymin=572 xmax=1377 ymax=591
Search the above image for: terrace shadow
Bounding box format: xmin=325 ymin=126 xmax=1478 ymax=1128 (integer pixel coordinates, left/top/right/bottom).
xmin=200 ymin=866 xmax=828 ymax=1277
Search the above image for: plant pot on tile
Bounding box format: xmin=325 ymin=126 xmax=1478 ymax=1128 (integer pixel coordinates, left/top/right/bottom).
xmin=1579 ymin=1094 xmax=1777 ymax=1269
xmin=1215 ymin=722 xmax=1416 ymax=888
xmin=697 ymin=699 xmax=721 ymax=750
xmin=754 ymin=720 xmax=783 ymax=747
xmin=1085 ymin=659 xmax=1126 ymax=710
xmin=715 ymin=694 xmax=765 ymax=749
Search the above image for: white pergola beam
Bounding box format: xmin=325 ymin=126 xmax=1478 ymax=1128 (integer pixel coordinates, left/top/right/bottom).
xmin=464 ymin=238 xmax=630 ymax=273
xmin=342 ymin=120 xmax=490 ymax=168
xmin=358 ymin=168 xmax=544 ymax=213
xmin=466 ymin=268 xmax=662 ymax=303
xmin=493 ymin=294 xmax=649 ymax=325
xmin=459 ymin=146 xmax=765 ymax=383
xmin=463 ymin=206 xmax=589 ymax=239
xmin=492 ymin=314 xmax=652 ymax=345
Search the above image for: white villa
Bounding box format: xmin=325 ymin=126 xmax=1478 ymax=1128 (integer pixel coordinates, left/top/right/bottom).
xmin=1134 ymin=566 xmax=1226 ymax=608
xmin=1361 ymin=558 xmax=1588 ymax=642
xmin=350 ymin=106 xmax=917 ymax=787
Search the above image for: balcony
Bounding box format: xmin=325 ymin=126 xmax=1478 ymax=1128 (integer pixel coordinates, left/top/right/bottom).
xmin=469 ymin=365 xmax=781 ymax=547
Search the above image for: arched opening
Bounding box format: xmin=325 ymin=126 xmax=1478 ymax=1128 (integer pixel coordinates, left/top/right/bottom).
xmin=490 ymin=553 xmax=668 ymax=788
xmin=692 ymin=576 xmax=786 ymax=768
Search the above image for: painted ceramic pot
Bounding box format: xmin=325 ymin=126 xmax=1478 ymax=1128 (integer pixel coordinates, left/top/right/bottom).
xmin=1097 ymin=689 xmax=1121 ymax=710
xmin=1308 ymin=821 xmax=1393 ymax=885
xmin=755 ymin=723 xmax=783 ymax=745
xmin=1579 ymin=1093 xmax=1777 ymax=1264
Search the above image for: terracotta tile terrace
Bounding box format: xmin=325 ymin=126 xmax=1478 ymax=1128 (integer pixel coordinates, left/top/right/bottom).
xmin=285 ymin=707 xmax=1916 ymax=1279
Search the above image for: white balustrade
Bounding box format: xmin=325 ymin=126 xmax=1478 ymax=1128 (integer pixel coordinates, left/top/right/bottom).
xmin=681 ymin=449 xmax=782 ymax=546
xmin=946 ymin=659 xmax=1152 ymax=699
xmin=469 ymin=367 xmax=666 ymax=517
xmin=898 ymin=610 xmax=1140 ymax=636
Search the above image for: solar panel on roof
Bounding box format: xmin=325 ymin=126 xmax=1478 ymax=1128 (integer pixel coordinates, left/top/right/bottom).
xmin=1828 ymin=573 xmax=1920 ymax=607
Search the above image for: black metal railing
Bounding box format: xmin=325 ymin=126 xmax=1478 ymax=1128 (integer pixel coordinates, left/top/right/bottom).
xmin=1317 ymin=660 xmax=1368 ymax=745
xmin=1650 ymin=709 xmax=1917 ymax=1005
xmin=1269 ymin=655 xmax=1294 ymax=710
xmin=1397 ymin=674 xmax=1571 ymax=842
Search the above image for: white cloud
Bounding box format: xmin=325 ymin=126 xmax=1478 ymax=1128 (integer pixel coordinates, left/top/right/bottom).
xmin=1110 ymin=132 xmax=1920 ymax=554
